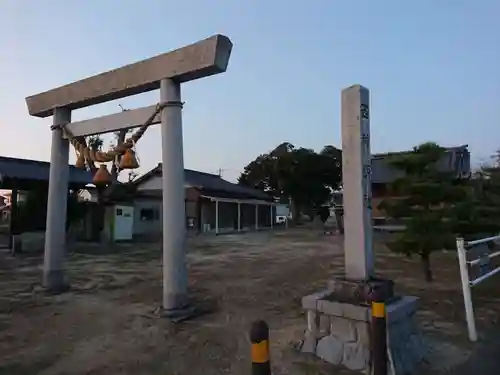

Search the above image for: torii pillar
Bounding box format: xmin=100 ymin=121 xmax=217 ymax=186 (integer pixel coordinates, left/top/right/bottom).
xmin=25 ymin=35 xmax=233 ymax=317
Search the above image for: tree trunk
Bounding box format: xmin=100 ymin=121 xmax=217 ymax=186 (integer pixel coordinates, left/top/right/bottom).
xmin=421 ymin=252 xmax=433 ymax=282
xmin=94 ymin=185 xmax=106 ymax=242
xmin=334 ymin=208 xmax=344 ymax=234
xmin=292 ymin=200 xmax=301 ymax=224
xmin=76 ymin=136 xmax=96 ymax=170
xmin=111 ymin=129 xmax=127 ymax=182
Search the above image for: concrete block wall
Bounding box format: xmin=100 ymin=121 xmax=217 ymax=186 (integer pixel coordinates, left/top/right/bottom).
xmin=301 ymin=292 xmax=426 ymax=375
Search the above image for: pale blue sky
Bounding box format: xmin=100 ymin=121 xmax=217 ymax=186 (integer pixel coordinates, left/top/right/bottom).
xmin=1 ymin=1 xmax=498 ymax=182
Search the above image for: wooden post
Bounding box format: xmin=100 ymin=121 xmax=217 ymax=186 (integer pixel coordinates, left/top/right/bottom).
xmin=255 ymin=204 xmax=259 ymax=230
xmin=215 ymin=199 xmax=219 ymax=234
xmin=237 ymin=202 xmax=241 ymax=232
xmin=9 ymin=187 xmax=18 ymax=250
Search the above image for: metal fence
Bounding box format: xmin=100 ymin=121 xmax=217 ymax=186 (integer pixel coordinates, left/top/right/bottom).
xmin=456 ymin=235 xmax=500 ymax=342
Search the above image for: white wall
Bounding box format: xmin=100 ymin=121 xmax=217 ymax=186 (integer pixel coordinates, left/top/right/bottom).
xmin=133 ymin=175 xmax=195 ymax=237
xmin=275 ymin=203 xmax=290 ymax=217
xmin=136 ymin=175 xmax=193 ymax=191
xmin=78 ymin=189 xmax=98 ymax=202
xmin=137 ymin=176 xmax=162 ymax=190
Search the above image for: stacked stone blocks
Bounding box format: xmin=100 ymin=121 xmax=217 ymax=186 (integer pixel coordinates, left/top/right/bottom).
xmin=301 ymin=291 xmax=426 ymax=375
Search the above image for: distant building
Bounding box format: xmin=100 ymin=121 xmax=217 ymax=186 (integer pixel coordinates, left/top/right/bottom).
xmin=130 ymin=164 xmax=276 ymax=237
xmin=329 ymin=145 xmax=471 ymax=219
xmin=80 ymin=164 xmax=277 ymax=241
xmin=0 ymin=155 xmax=92 ymax=247
xmin=370 ymin=145 xmax=470 ymax=218
xmin=275 ymin=204 xmax=290 ymax=217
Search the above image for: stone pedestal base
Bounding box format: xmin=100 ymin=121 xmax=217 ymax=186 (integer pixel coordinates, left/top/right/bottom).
xmin=301 ymin=288 xmax=426 ymax=375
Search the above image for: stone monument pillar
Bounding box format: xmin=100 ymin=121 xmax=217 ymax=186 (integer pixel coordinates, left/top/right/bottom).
xmin=300 ymin=85 xmax=426 ymax=375
xmin=342 ymin=85 xmax=374 ymax=280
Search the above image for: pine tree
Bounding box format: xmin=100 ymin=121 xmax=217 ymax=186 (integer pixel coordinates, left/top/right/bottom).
xmin=458 ymin=150 xmax=500 ymax=239
xmin=379 ymin=142 xmax=469 ymax=282
xmin=478 ymin=152 xmax=500 ymax=234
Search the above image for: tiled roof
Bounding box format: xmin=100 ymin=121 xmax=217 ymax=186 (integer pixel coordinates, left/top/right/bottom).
xmin=371 ymin=145 xmax=470 ymax=183
xmin=184 ymin=169 xmax=271 ymax=200
xmin=0 ymin=156 xmax=93 ymax=185
xmin=134 ymin=164 xmax=272 ymax=201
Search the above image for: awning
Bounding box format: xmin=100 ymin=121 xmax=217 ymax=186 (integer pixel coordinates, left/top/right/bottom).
xmin=200 ymin=195 xmax=277 ymax=205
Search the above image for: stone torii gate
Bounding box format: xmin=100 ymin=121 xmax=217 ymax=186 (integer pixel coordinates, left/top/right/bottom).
xmin=25 ymin=34 xmax=233 ymax=317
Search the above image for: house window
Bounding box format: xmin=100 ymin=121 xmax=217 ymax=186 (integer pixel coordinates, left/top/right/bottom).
xmin=140 ymin=208 xmax=159 ymax=221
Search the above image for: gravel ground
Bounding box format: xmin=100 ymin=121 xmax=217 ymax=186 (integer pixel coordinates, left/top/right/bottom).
xmin=0 ymin=227 xmax=499 ymax=375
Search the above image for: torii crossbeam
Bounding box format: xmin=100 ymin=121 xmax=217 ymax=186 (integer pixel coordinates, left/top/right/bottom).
xmin=25 ymin=34 xmax=233 ymax=317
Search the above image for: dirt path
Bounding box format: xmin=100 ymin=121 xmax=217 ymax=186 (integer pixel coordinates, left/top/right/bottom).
xmin=448 ymin=324 xmax=500 ymax=375
xmin=0 ymin=229 xmax=499 ymax=374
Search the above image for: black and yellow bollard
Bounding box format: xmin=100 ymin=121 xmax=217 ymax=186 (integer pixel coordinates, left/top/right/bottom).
xmin=250 ymin=320 xmax=271 ymax=375
xmin=371 ymin=299 xmax=387 ymax=375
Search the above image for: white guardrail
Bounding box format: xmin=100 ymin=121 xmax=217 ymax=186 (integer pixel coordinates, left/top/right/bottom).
xmin=456 ymin=235 xmax=500 ymax=342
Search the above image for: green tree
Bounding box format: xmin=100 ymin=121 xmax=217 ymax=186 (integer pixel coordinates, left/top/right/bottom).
xmin=458 ymin=150 xmax=500 ymax=239
xmin=87 ymin=131 xmax=136 ymax=183
xmin=110 ymin=129 xmax=135 ymax=182
xmin=83 ymin=135 xmax=104 ymax=174
xmin=86 ymin=135 xmax=104 ymax=153
xmin=16 ymin=187 xmax=85 ymax=232
xmin=238 ymin=143 xmax=342 ymax=220
xmin=379 ymin=142 xmax=469 ymax=282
